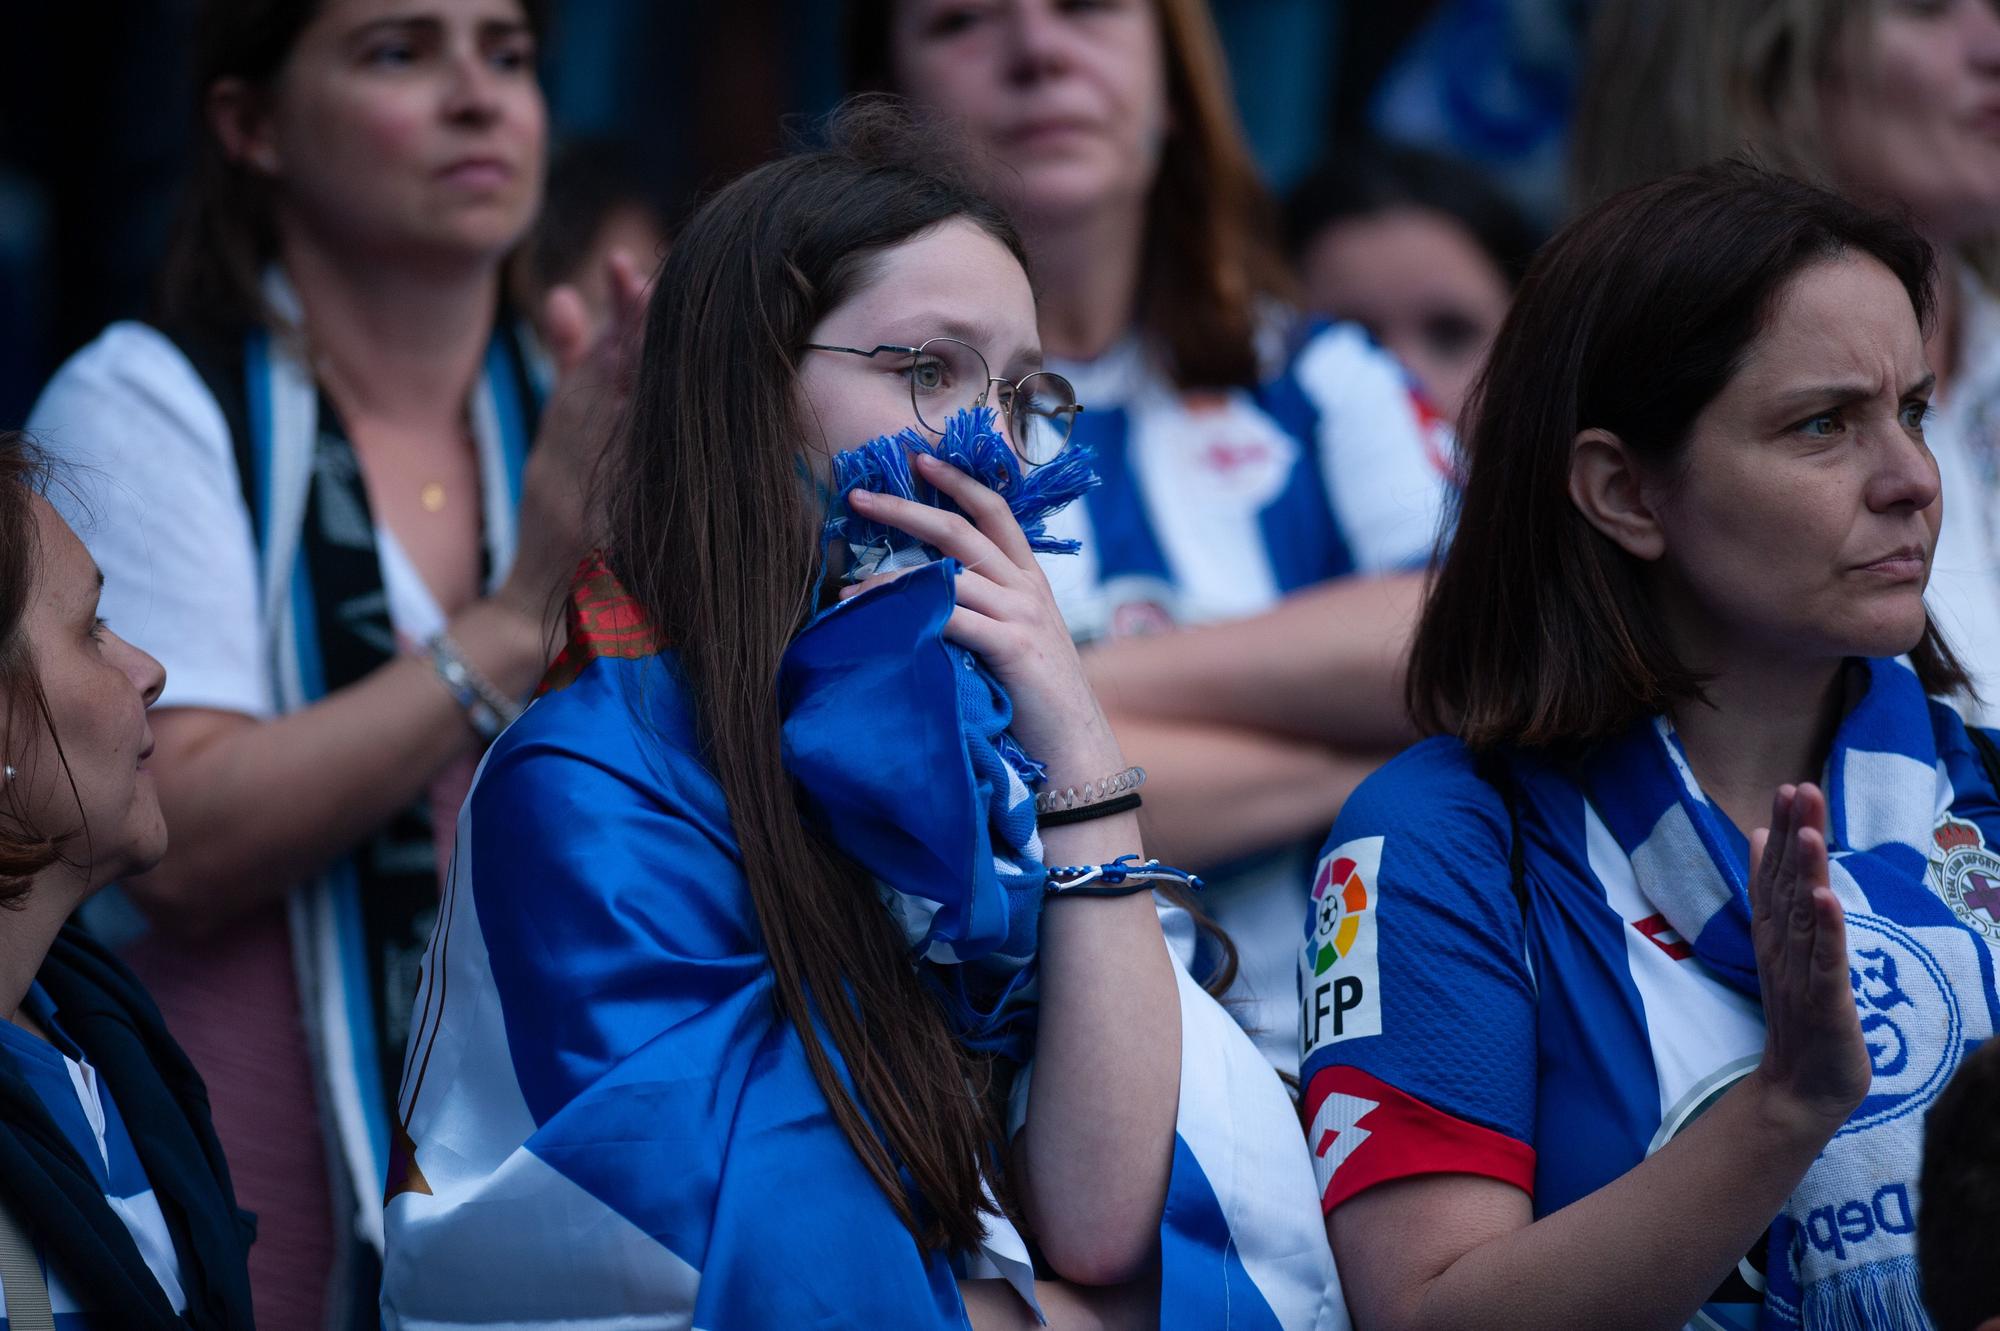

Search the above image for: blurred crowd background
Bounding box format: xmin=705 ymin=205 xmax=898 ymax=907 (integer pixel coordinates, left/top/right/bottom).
xmin=0 ymin=0 xmax=1583 ymax=425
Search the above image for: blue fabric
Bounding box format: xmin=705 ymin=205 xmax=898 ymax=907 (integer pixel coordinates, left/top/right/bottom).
xmin=823 ymin=404 xmax=1100 ymax=572
xmin=1581 ymin=658 xmax=2000 ymax=1329
xmin=1159 ymin=1136 xmax=1286 ymax=1331
xmin=429 ymin=550 xmax=1307 ymax=1326
xmin=476 ymin=566 xmax=1037 ymax=1325
xmin=781 ymin=560 xmax=1043 ymax=1058
xmin=815 ymin=407 xmax=1099 ymax=1054
xmin=1303 ymin=739 xmax=1541 ymax=1142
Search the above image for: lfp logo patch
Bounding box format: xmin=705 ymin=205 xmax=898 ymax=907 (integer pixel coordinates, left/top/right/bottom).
xmin=1302 ymin=837 xmax=1383 ymax=1057
xmin=1309 ymin=853 xmax=1371 ymax=976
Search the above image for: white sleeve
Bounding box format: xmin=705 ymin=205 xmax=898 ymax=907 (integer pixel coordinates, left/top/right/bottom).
xmin=27 ymin=323 xmax=273 ymax=718
xmin=1293 ymin=323 xmax=1454 ymax=573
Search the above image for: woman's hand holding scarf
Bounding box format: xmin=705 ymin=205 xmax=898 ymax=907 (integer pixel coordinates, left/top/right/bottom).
xmin=1747 ymin=782 xmax=1872 ymax=1136
xmin=842 ymin=451 xmax=1124 ymax=787
xmin=843 ymin=454 xmax=1182 ymax=1287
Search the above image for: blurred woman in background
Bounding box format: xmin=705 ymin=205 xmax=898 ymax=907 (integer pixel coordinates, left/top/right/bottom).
xmin=1284 ymin=141 xmax=1535 ymax=431
xmin=0 ymin=430 xmax=253 ymax=1330
xmin=1572 ymin=0 xmax=2000 ymax=717
xmin=25 ymin=0 xmax=640 ymax=1323
xmin=849 ymin=0 xmax=1453 ymax=1069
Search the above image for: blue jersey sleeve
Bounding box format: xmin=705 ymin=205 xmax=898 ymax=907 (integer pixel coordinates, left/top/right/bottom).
xmin=1299 ymin=737 xmax=1538 ymax=1211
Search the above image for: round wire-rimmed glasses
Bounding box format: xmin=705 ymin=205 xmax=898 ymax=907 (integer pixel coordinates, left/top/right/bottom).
xmin=803 ymin=337 xmax=1083 ymax=465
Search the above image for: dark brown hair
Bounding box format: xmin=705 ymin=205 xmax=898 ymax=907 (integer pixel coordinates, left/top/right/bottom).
xmin=1920 ymin=1036 xmax=2000 ymax=1331
xmin=156 ymin=0 xmax=547 ymax=335
xmin=601 ymin=100 xmax=1025 ymax=1252
xmin=0 ymin=432 xmax=80 ymax=903
xmin=846 ymin=0 xmax=1295 ymax=390
xmin=1409 ymin=160 xmax=1968 ymax=751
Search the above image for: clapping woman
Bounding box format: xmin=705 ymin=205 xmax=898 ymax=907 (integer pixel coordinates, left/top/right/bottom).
xmin=26 ymin=0 xmax=639 ymax=1322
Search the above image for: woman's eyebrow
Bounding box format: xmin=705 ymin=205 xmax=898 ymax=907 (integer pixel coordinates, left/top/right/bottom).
xmin=1000 ymin=348 xmax=1045 ymax=377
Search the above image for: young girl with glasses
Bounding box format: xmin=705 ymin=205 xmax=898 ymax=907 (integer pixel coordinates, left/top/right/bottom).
xmin=382 ymin=102 xmax=1341 ymax=1330
xmin=846 ymin=0 xmax=1455 ymax=1071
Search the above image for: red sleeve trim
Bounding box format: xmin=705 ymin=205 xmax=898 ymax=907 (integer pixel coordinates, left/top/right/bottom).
xmin=1302 ymin=1065 xmax=1535 ymax=1214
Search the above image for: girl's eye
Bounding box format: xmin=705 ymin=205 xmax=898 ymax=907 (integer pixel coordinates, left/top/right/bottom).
xmin=1420 ymin=310 xmax=1484 ymax=360
xmin=1797 ymin=412 xmax=1842 ymax=439
xmin=925 ymin=4 xmax=989 ymax=38
xmin=907 ymin=359 xmax=949 ymax=392
xmin=366 ymin=42 xmax=417 ymax=68
xmin=489 ymin=40 xmax=534 ymax=72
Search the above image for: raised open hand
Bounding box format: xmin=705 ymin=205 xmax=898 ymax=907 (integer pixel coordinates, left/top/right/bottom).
xmin=1747 ymin=783 xmax=1871 ymax=1131
xmin=500 ymin=249 xmax=652 ymax=629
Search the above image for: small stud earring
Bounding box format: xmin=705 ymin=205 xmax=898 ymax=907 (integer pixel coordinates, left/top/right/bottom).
xmin=1 ymin=766 xmax=13 ymax=782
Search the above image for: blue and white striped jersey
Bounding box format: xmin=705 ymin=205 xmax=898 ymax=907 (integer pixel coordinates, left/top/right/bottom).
xmin=1301 ymin=709 xmax=2000 ymax=1331
xmin=1040 ymin=321 xmax=1449 ymax=642
xmin=0 ymin=985 xmax=185 ymax=1329
xmin=1041 ymin=321 xmax=1453 ymax=1069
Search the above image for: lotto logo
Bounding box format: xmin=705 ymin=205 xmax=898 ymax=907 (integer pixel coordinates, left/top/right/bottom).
xmin=1301 ymin=837 xmax=1384 ymax=1056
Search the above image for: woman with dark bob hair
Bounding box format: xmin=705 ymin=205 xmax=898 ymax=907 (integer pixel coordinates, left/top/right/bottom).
xmin=1301 ymin=161 xmax=1994 ymax=1330
xmin=0 ymin=431 xmax=252 ymax=1328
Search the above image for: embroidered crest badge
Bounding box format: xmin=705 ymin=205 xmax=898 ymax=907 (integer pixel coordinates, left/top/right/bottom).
xmin=1928 ymin=815 xmax=2000 ymax=943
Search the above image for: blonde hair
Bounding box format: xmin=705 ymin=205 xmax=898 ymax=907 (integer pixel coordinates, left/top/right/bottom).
xmin=1569 ymin=0 xmax=1866 ymax=210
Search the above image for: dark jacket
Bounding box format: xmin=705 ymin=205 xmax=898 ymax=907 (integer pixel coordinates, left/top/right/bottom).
xmin=0 ymin=924 xmax=255 ymax=1329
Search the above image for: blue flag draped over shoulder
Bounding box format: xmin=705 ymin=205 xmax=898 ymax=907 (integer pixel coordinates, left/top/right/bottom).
xmin=382 ymin=418 xmax=1348 ymax=1329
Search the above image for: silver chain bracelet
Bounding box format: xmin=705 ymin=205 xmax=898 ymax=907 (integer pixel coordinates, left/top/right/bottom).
xmin=1034 ymin=765 xmax=1146 ymax=816
xmin=427 ymin=631 xmax=524 ymax=743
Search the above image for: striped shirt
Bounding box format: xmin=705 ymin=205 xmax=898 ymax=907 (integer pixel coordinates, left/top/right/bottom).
xmin=1299 ymin=721 xmax=2000 ymax=1331
xmin=1040 ymin=321 xmax=1452 ymax=1070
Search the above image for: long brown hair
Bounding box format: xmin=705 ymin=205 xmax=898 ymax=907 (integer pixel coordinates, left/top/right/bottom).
xmin=156 ymin=0 xmax=548 ymax=335
xmin=846 ymin=0 xmax=1295 ymax=390
xmin=1409 ymin=161 xmax=1968 ymax=751
xmin=600 ymin=101 xmax=1024 ymax=1251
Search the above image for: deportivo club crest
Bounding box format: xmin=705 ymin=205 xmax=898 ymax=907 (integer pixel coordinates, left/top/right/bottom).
xmin=1930 ymin=815 xmax=2000 ymax=943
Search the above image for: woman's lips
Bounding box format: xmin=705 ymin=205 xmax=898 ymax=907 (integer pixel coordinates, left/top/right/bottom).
xmin=1001 ymin=119 xmax=1098 ymax=151
xmin=1855 ymin=547 xmax=1928 ymax=580
xmin=437 ymin=157 xmax=515 ymax=190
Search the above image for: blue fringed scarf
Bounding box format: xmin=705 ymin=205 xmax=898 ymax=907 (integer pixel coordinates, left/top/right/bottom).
xmin=791 ymin=407 xmax=1099 ymax=1059
xmin=1585 ymin=657 xmax=2000 ymax=1331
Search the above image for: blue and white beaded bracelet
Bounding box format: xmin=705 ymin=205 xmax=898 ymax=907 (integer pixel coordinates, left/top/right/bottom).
xmin=1044 ymin=854 xmax=1204 ymax=899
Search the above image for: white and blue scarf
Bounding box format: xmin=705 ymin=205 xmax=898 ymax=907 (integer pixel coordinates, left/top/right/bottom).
xmin=809 ymin=407 xmax=1100 ymax=1058
xmin=232 ymin=284 xmax=537 ymax=1265
xmin=1586 ymin=656 xmax=2000 ymax=1331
